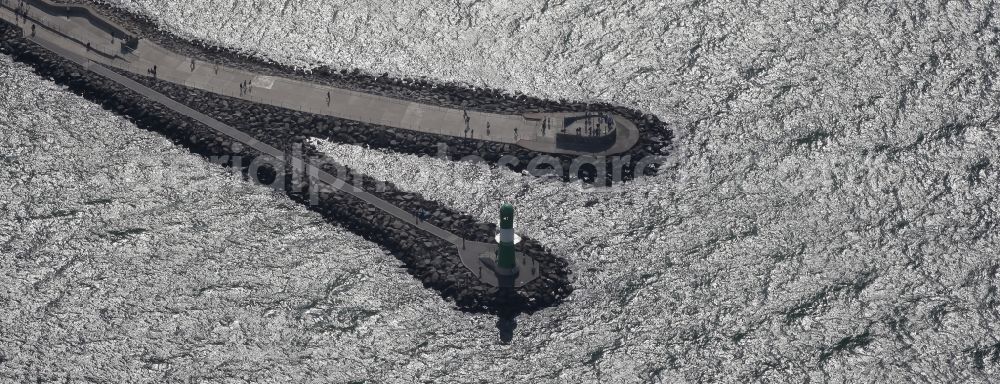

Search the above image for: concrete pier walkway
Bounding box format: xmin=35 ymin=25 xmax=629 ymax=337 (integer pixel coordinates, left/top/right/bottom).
xmin=3 ymin=0 xmax=639 ymax=157
xmin=1 ymin=0 xmax=543 ymax=288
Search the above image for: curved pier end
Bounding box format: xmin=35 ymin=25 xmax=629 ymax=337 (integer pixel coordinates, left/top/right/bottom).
xmin=518 ymin=112 xmax=640 ymax=156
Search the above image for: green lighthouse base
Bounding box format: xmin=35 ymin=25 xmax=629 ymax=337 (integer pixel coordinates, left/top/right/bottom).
xmin=480 ymin=256 xmax=518 ymax=277
xmin=456 ymin=240 xmax=541 ymax=288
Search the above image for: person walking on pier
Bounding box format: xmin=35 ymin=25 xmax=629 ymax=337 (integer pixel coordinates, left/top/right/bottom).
xmin=30 ymin=24 xmax=34 ymax=37
xmin=326 ymin=91 xmax=331 ymax=106
xmin=486 ymin=122 xmax=490 ymax=136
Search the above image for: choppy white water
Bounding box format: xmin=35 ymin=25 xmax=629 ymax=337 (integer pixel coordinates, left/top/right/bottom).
xmin=5 ymin=0 xmax=1000 ymax=381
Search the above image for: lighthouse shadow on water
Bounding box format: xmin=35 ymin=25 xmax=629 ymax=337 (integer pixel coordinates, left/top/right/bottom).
xmin=496 ymin=311 xmax=518 ymax=344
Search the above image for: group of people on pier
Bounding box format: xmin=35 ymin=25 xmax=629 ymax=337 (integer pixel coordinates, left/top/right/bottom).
xmin=463 ymin=109 xmax=473 ymax=138
xmin=239 ymin=79 xmax=252 ymax=96
xmin=458 ymin=110 xmax=615 ymax=141
xmin=459 ymin=110 xmax=520 ymax=141
xmin=575 ymin=114 xmax=614 ymax=137
xmin=12 ymin=1 xmax=28 ymax=24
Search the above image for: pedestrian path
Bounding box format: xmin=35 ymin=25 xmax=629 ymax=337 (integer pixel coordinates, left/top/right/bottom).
xmin=3 ymin=0 xmax=640 ymax=156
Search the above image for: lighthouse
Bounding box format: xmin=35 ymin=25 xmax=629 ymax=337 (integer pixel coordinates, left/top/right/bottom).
xmin=468 ymin=203 xmax=541 ymax=286
xmin=495 ymin=203 xmax=517 ymax=275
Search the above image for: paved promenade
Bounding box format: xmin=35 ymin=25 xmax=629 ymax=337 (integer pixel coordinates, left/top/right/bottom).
xmin=1 ymin=0 xmax=542 ymax=288
xmin=4 ymin=0 xmax=639 ymax=156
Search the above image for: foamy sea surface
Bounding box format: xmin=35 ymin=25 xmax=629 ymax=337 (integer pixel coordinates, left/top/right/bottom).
xmin=3 ymin=0 xmax=1000 ymax=381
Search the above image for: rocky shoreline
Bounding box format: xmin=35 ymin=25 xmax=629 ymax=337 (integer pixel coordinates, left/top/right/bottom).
xmin=0 ymin=20 xmax=572 ymax=315
xmin=54 ymin=0 xmax=673 ymax=183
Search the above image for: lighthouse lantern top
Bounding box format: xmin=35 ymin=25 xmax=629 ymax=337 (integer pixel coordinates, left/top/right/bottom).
xmin=500 ymin=204 xmax=514 ymax=229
